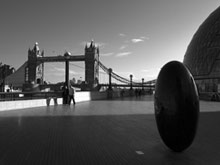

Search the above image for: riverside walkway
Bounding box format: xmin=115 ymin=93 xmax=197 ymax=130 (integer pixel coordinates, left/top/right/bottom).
xmin=0 ymin=95 xmax=220 ymax=164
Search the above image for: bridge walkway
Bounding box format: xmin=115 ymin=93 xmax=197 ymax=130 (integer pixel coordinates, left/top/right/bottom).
xmin=0 ymin=96 xmax=219 ymax=164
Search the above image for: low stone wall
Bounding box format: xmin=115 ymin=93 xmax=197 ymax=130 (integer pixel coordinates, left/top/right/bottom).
xmin=0 ymin=99 xmax=53 ymax=111
xmin=0 ymin=91 xmax=124 ymax=111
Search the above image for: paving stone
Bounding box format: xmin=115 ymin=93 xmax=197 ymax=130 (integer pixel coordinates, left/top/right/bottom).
xmin=0 ymin=96 xmax=219 ymax=164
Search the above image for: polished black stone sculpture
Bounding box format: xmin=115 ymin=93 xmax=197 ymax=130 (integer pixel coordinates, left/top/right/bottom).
xmin=154 ymin=61 xmax=199 ymax=152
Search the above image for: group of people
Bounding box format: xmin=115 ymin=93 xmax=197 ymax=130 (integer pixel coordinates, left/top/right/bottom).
xmin=135 ymin=88 xmax=144 ymax=97
xmin=62 ymin=83 xmax=76 ymax=105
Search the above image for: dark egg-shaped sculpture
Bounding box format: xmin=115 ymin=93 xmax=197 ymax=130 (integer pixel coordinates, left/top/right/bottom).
xmin=154 ymin=61 xmax=199 ymax=152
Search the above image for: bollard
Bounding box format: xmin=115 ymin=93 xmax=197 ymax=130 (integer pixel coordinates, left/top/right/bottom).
xmin=154 ymin=61 xmax=199 ymax=152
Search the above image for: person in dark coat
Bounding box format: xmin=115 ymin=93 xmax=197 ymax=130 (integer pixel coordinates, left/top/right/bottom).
xmin=68 ymin=84 xmax=76 ymax=105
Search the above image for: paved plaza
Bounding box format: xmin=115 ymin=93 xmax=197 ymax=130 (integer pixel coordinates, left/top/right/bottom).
xmin=0 ymin=95 xmax=220 ymax=164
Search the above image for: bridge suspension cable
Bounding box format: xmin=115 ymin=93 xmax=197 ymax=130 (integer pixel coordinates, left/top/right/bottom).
xmin=99 ymin=60 xmax=141 ymax=85
xmin=98 ymin=60 xmax=156 ymax=85
xmin=69 ymin=63 xmax=85 ymax=70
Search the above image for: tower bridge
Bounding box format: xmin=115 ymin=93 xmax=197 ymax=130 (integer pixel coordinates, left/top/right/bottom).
xmin=3 ymin=41 xmax=155 ymax=92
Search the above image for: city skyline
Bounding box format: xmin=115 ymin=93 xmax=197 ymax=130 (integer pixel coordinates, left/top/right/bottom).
xmin=0 ymin=0 xmax=219 ymax=83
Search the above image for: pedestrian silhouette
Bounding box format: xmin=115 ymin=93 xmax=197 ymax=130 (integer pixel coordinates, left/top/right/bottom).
xmin=68 ymin=84 xmax=76 ymax=105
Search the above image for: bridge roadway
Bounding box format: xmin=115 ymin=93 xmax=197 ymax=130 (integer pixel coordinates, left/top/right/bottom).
xmin=0 ymin=96 xmax=220 ymax=164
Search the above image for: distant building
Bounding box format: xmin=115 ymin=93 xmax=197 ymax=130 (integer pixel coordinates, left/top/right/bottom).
xmin=4 ymin=62 xmax=27 ymax=90
xmin=4 ymin=42 xmax=44 ymax=91
xmin=77 ymin=79 xmax=82 ymax=84
xmin=0 ymin=64 xmax=15 ymax=92
xmin=184 ymin=6 xmax=220 ymax=94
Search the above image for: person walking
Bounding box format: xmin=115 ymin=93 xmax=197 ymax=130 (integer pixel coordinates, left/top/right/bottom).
xmin=68 ymin=84 xmax=76 ymax=105
xmin=62 ymin=83 xmax=69 ymax=104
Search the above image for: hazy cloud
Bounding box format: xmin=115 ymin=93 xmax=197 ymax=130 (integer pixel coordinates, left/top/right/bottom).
xmin=116 ymin=52 xmax=132 ymax=57
xmin=140 ymin=68 xmax=160 ymax=80
xmin=140 ymin=36 xmax=150 ymax=40
xmin=131 ymin=36 xmax=149 ymax=43
xmin=141 ymin=69 xmax=150 ymax=73
xmin=100 ymin=52 xmax=114 ymax=57
xmin=54 ymin=67 xmax=65 ymax=72
xmin=52 ymin=66 xmax=78 ymax=75
xmin=141 ymin=68 xmax=160 ymax=73
xmin=114 ymin=71 xmax=134 ymax=77
xmin=131 ymin=38 xmax=144 ymax=43
xmin=145 ymin=74 xmax=157 ymax=79
xmin=80 ymin=41 xmax=88 ymax=46
xmin=96 ymin=42 xmax=106 ymax=49
xmin=70 ymin=70 xmax=78 ymax=75
xmin=119 ymin=45 xmax=127 ymax=50
xmin=119 ymin=33 xmax=126 ymax=37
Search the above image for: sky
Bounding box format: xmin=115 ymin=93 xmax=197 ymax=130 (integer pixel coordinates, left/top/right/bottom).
xmin=0 ymin=0 xmax=219 ymax=83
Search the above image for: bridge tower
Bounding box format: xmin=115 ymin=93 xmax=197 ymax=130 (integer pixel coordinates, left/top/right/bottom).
xmin=26 ymin=42 xmax=44 ymax=85
xmin=84 ymin=40 xmax=99 ymax=90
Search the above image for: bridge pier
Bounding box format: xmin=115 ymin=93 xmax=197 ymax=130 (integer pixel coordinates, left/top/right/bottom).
xmin=84 ymin=41 xmax=100 ymax=91
xmin=130 ymin=74 xmax=133 ymax=90
xmin=108 ymin=68 xmax=112 ymax=90
xmin=107 ymin=68 xmax=113 ymax=99
xmin=142 ymin=78 xmax=144 ymax=91
xmin=63 ymin=52 xmax=71 ymax=104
